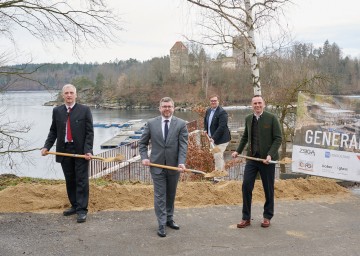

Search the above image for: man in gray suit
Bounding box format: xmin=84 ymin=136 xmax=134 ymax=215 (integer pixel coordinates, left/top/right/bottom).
xmin=139 ymin=97 xmax=188 ymax=238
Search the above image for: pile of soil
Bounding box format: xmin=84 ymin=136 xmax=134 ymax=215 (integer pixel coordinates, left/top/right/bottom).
xmin=0 ymin=177 xmax=350 ymax=213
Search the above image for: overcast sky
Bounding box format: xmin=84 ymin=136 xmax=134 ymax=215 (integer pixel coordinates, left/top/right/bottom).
xmin=2 ymin=0 xmax=360 ymax=64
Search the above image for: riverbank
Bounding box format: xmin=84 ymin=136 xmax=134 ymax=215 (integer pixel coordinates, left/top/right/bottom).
xmin=42 ymin=95 xmax=194 ymax=111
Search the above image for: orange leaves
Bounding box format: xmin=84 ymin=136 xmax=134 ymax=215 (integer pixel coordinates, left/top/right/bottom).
xmin=186 ymin=132 xmax=215 ymax=176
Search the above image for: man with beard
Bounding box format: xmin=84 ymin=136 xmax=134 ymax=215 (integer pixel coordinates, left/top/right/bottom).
xmin=139 ymin=97 xmax=188 ymax=237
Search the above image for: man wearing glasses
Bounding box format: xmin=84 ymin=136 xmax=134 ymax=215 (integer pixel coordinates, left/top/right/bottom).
xmin=204 ymin=94 xmax=231 ymax=180
xmin=139 ymin=97 xmax=188 ymax=238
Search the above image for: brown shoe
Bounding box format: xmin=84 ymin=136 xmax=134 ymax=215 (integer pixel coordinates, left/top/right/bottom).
xmin=261 ymin=218 xmax=270 ymax=228
xmin=237 ymin=219 xmax=251 ymax=228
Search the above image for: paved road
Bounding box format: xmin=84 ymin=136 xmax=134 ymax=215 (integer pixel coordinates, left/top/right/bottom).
xmin=1 ymin=192 xmax=360 ymax=256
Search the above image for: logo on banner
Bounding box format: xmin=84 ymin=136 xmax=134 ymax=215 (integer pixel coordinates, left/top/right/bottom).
xmin=299 ymin=148 xmax=315 ymax=156
xmin=298 ymin=160 xmax=313 ymax=171
xmin=337 ymin=166 xmax=348 ymax=172
xmin=325 ymin=151 xmax=351 ymax=159
xmin=322 ymin=164 xmax=333 ymax=169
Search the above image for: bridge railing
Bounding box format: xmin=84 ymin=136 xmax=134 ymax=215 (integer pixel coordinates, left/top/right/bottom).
xmin=89 ymin=140 xmax=140 ymax=178
xmin=89 ymin=120 xmax=198 ymax=178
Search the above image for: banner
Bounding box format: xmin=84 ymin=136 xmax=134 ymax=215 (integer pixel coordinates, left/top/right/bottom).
xmin=292 ymin=93 xmax=360 ymax=182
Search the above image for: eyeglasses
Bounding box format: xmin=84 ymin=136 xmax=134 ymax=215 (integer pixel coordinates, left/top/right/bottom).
xmin=161 ymin=105 xmax=173 ymax=109
xmin=210 ymin=100 xmax=218 ymax=102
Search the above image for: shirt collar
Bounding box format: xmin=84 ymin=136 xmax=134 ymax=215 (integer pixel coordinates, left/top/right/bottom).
xmin=65 ymin=103 xmax=76 ymax=109
xmin=253 ymin=111 xmax=263 ymax=120
xmin=162 ymin=116 xmax=172 ymax=123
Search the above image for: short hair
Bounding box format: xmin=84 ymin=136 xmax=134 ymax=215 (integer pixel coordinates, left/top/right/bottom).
xmin=209 ymin=94 xmax=219 ymax=100
xmin=62 ymin=84 xmax=77 ymax=94
xmin=159 ymin=97 xmax=174 ymax=106
xmin=252 ymin=95 xmax=264 ymax=102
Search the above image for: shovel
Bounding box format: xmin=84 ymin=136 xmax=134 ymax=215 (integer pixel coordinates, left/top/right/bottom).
xmin=149 ymin=163 xmax=206 ymax=175
xmin=237 ymin=155 xmax=293 ymax=165
xmin=204 ymin=133 xmax=221 ymax=154
xmin=46 ymin=151 xmax=125 ymax=162
xmin=148 ymin=163 xmax=228 ymax=178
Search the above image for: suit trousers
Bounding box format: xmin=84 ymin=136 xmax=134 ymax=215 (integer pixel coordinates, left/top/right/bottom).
xmin=213 ymin=142 xmax=229 ymax=171
xmin=242 ymin=160 xmax=275 ymax=220
xmin=151 ymin=169 xmax=180 ymax=226
xmin=60 ymin=143 xmax=89 ymax=214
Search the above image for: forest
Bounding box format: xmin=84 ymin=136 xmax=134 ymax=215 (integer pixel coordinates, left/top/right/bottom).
xmin=1 ymin=40 xmax=359 ymax=108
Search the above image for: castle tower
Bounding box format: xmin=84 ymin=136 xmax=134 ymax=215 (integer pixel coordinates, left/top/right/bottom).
xmin=170 ymin=41 xmax=189 ymax=74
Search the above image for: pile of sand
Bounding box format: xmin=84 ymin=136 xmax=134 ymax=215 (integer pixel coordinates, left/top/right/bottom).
xmin=0 ymin=178 xmax=350 ymax=213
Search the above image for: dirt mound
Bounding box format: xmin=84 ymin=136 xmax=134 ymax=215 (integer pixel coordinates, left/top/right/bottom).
xmin=0 ymin=177 xmax=350 ymax=213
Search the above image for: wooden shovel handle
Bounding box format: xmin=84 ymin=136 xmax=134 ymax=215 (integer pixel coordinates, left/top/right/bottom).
xmin=149 ymin=163 xmax=205 ymax=175
xmin=46 ymin=151 xmax=103 ymax=161
xmin=237 ymin=155 xmax=291 ymax=164
xmin=204 ymin=132 xmax=216 ymax=148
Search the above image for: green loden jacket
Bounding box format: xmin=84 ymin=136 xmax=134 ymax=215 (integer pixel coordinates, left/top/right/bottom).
xmin=236 ymin=111 xmax=282 ymax=160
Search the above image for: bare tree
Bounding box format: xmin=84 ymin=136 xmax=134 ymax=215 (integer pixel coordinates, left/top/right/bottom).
xmin=262 ymin=49 xmax=331 ymax=173
xmin=185 ymin=0 xmax=292 ymax=95
xmin=0 ymin=105 xmax=42 ymax=168
xmin=0 ymin=0 xmax=122 ymax=171
xmin=0 ymin=62 xmax=48 ymax=92
xmin=0 ymin=0 xmax=122 ymax=55
xmin=187 ymin=42 xmax=210 ymax=97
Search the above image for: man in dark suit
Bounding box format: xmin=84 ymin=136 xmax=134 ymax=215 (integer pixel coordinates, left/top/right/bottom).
xmin=232 ymin=95 xmax=282 ymax=228
xmin=139 ymin=97 xmax=188 ymax=238
xmin=41 ymin=84 xmax=94 ymax=223
xmin=204 ymin=95 xmax=231 ymax=173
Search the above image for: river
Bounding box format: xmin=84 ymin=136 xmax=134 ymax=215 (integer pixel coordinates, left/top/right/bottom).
xmin=0 ymin=91 xmax=251 ymax=179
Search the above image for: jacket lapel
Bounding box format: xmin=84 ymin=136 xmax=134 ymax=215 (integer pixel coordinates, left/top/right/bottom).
xmin=247 ymin=114 xmax=253 ymax=138
xmin=154 ymin=117 xmax=165 ymax=145
xmin=60 ymin=104 xmax=69 ymax=123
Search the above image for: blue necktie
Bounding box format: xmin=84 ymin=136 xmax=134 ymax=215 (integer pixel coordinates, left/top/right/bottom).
xmin=164 ymin=120 xmax=169 ymax=141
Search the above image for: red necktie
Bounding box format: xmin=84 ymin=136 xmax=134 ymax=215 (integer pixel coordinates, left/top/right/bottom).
xmin=67 ymin=107 xmax=73 ymax=142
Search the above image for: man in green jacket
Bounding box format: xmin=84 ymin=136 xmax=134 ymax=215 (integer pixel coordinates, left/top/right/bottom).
xmin=232 ymin=95 xmax=282 ymax=228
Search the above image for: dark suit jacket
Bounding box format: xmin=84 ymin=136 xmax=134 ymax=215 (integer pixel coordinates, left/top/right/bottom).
xmin=44 ymin=103 xmax=94 ymax=162
xmin=236 ymin=111 xmax=282 ymax=160
xmin=139 ymin=116 xmax=188 ymax=175
xmin=204 ymin=106 xmax=231 ymax=145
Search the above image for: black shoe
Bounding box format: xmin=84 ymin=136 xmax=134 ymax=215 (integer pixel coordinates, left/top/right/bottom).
xmin=166 ymin=220 xmax=180 ymax=230
xmin=63 ymin=208 xmax=76 ymax=216
xmin=157 ymin=225 xmax=166 ymax=237
xmin=77 ymin=213 xmax=87 ymax=223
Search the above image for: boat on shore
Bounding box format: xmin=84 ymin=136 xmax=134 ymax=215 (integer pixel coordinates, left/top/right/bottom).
xmin=100 ymin=119 xmax=146 ymax=149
